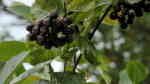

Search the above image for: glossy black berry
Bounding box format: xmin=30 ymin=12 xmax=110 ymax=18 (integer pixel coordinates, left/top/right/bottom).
xmin=48 ymin=10 xmax=58 ymax=26
xmin=120 ymin=22 xmax=128 ymax=29
xmin=26 ymin=24 xmax=34 ymax=32
xmin=49 ymin=9 xmax=58 ymax=20
xmin=40 ymin=26 xmax=49 ymax=34
xmin=109 ymin=0 xmax=150 ymax=29
xmin=32 ymin=26 xmax=40 ymax=35
xmin=26 ymin=9 xmax=79 ymax=49
xmin=110 ymin=12 xmax=118 ymax=20
xmin=63 ymin=16 xmax=72 ymax=25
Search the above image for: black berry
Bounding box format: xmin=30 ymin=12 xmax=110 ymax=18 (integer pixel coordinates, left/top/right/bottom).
xmin=121 ymin=22 xmax=128 ymax=29
xmin=26 ymin=24 xmax=34 ymax=32
xmin=110 ymin=12 xmax=118 ymax=20
xmin=109 ymin=0 xmax=150 ymax=29
xmin=26 ymin=12 xmax=79 ymax=49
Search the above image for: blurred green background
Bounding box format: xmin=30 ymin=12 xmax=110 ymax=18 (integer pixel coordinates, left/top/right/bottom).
xmin=0 ymin=0 xmax=150 ymax=84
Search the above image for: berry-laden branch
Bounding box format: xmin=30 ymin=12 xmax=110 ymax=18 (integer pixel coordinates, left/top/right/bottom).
xmin=73 ymin=54 xmax=82 ymax=73
xmin=26 ymin=4 xmax=112 ymax=73
xmin=88 ymin=5 xmax=112 ymax=40
xmin=73 ymin=0 xmax=150 ymax=72
xmin=72 ymin=5 xmax=112 ymax=72
xmin=110 ymin=0 xmax=150 ymax=29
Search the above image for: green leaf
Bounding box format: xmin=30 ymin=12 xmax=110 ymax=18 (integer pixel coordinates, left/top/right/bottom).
xmin=30 ymin=6 xmax=49 ymax=21
xmin=8 ymin=2 xmax=35 ymax=21
xmin=81 ymin=39 xmax=99 ymax=65
xmin=24 ymin=48 xmax=62 ymax=65
xmin=0 ymin=41 xmax=27 ymax=62
xmin=68 ymin=0 xmax=91 ymax=10
xmin=12 ymin=72 xmax=84 ymax=84
xmin=51 ymin=72 xmax=86 ymax=84
xmin=15 ymin=75 xmax=41 ymax=84
xmin=9 ymin=2 xmax=52 ymax=22
xmin=10 ymin=60 xmax=52 ymax=84
xmin=0 ymin=51 xmax=30 ymax=84
xmin=119 ymin=71 xmax=132 ymax=84
xmin=0 ymin=62 xmax=5 ymax=75
xmin=126 ymin=61 xmax=148 ymax=84
xmin=34 ymin=0 xmax=63 ymax=11
xmin=99 ymin=67 xmax=112 ymax=84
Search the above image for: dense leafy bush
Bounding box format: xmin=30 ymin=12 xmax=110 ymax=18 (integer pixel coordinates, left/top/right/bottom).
xmin=0 ymin=0 xmax=150 ymax=84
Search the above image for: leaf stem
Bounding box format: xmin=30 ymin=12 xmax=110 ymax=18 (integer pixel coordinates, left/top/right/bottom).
xmin=72 ymin=5 xmax=112 ymax=73
xmin=88 ymin=5 xmax=112 ymax=40
xmin=73 ymin=54 xmax=82 ymax=73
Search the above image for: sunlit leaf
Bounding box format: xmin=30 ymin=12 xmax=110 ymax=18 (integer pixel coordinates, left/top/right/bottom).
xmin=119 ymin=71 xmax=132 ymax=84
xmin=15 ymin=75 xmax=41 ymax=84
xmin=52 ymin=72 xmax=85 ymax=84
xmin=34 ymin=0 xmax=63 ymax=11
xmin=30 ymin=6 xmax=49 ymax=21
xmin=24 ymin=48 xmax=61 ymax=65
xmin=8 ymin=2 xmax=35 ymax=21
xmin=0 ymin=51 xmax=30 ymax=84
xmin=99 ymin=67 xmax=112 ymax=84
xmin=126 ymin=61 xmax=148 ymax=84
xmin=0 ymin=41 xmax=27 ymax=62
xmin=10 ymin=60 xmax=52 ymax=84
xmin=68 ymin=0 xmax=91 ymax=10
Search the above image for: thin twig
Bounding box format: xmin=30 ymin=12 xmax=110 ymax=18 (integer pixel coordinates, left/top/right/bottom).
xmin=63 ymin=57 xmax=67 ymax=72
xmin=64 ymin=1 xmax=68 ymax=17
xmin=72 ymin=5 xmax=112 ymax=73
xmin=88 ymin=5 xmax=112 ymax=40
xmin=73 ymin=54 xmax=82 ymax=73
xmin=72 ymin=54 xmax=77 ymax=72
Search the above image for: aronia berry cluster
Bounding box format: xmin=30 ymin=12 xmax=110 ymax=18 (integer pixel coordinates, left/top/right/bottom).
xmin=110 ymin=0 xmax=150 ymax=29
xmin=26 ymin=10 xmax=79 ymax=49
